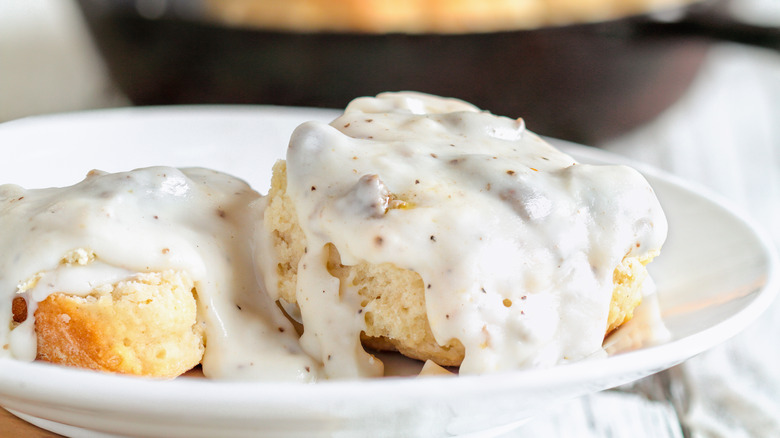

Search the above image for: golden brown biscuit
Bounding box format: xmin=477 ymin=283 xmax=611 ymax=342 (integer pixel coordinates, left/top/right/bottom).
xmin=15 ymin=270 xmax=204 ymax=378
xmin=265 ymin=160 xmax=655 ymax=367
xmin=608 ymin=254 xmax=655 ymax=334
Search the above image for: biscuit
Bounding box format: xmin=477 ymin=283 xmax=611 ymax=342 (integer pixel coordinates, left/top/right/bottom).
xmin=15 ymin=270 xmax=204 ymax=378
xmin=265 ymin=161 xmax=656 ymax=367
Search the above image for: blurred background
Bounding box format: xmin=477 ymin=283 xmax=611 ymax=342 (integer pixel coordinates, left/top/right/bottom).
xmin=1 ymin=0 xmax=779 ymax=436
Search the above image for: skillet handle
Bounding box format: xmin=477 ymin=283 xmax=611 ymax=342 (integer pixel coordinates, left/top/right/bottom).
xmin=640 ymin=0 xmax=780 ymax=51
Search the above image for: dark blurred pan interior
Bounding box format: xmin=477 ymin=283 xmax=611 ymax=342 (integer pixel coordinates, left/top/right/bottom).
xmin=77 ymin=0 xmax=763 ymax=143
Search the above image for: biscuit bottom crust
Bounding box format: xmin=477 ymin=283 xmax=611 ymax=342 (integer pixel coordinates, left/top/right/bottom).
xmin=30 ymin=270 xmax=204 ymax=378
xmin=266 ymin=160 xmax=653 ymax=367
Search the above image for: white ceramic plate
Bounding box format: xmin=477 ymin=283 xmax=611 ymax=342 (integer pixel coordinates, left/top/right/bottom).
xmin=0 ymin=107 xmax=777 ymax=438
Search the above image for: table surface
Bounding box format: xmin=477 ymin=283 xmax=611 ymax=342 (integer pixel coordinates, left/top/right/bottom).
xmin=1 ymin=408 xmax=61 ymax=437
xmin=1 ymin=1 xmax=779 ymax=437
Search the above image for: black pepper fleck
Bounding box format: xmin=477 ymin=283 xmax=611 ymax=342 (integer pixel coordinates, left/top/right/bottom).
xmin=430 ymin=235 xmax=436 ymax=242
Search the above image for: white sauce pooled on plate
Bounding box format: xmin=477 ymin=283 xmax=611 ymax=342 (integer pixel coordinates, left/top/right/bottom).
xmin=282 ymin=92 xmax=668 ymax=375
xmin=0 ymin=167 xmax=320 ymax=381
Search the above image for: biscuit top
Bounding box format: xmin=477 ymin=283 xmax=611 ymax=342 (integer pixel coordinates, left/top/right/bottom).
xmin=0 ymin=167 xmax=320 ymax=381
xmin=280 ymin=92 xmax=667 ymax=376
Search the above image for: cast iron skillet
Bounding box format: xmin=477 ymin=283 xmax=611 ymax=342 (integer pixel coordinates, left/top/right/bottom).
xmin=74 ymin=0 xmax=775 ymax=144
